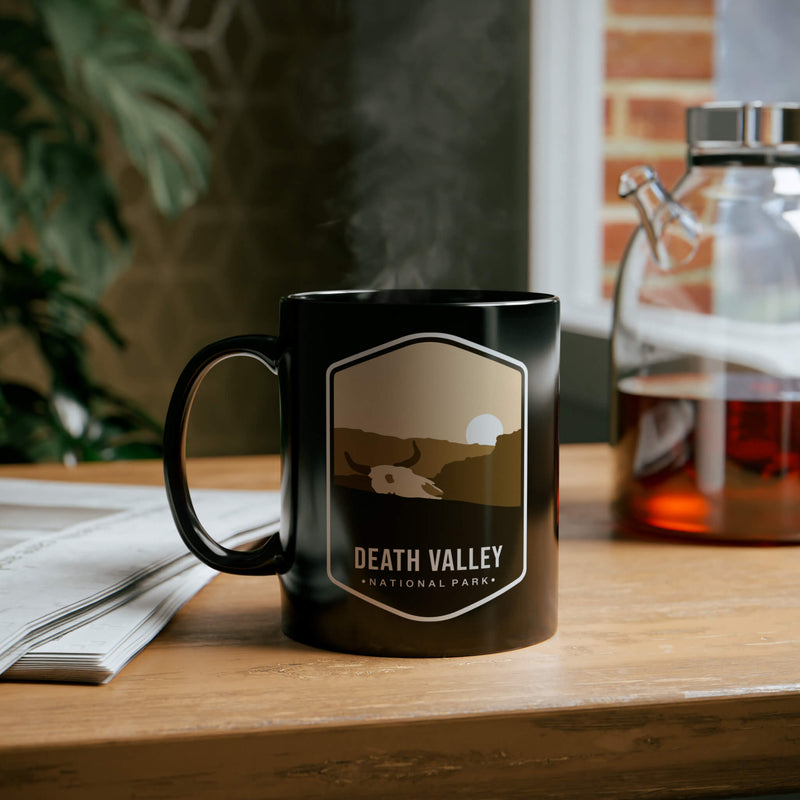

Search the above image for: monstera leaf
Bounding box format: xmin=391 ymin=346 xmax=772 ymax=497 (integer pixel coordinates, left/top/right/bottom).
xmin=38 ymin=0 xmax=212 ymax=216
xmin=0 ymin=0 xmax=211 ymax=462
xmin=0 ymin=0 xmax=211 ymax=296
xmin=22 ymin=135 xmax=130 ymax=298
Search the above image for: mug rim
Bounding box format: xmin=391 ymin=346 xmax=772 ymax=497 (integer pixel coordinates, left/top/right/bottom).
xmin=286 ymin=289 xmax=559 ymax=307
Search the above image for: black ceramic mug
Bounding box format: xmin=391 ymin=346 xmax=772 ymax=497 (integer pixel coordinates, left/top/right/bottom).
xmin=163 ymin=289 xmax=559 ymax=657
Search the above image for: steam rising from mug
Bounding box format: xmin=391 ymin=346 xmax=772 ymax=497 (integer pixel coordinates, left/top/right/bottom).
xmin=298 ymin=1 xmax=529 ymax=290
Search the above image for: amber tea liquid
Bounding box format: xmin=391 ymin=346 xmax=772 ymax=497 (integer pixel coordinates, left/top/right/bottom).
xmin=614 ymin=373 xmax=800 ymax=543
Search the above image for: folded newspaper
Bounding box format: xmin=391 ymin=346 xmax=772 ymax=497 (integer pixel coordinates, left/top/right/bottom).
xmin=0 ymin=478 xmax=279 ymax=684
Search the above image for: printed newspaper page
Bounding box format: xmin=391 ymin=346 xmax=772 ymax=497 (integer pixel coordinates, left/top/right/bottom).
xmin=0 ymin=479 xmax=280 ymax=682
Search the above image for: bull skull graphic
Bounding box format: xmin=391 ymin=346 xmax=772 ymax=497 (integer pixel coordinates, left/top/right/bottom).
xmin=344 ymin=441 xmax=444 ymax=500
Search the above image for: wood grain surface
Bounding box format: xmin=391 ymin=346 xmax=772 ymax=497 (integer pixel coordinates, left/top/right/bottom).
xmin=1 ymin=445 xmax=799 ymax=799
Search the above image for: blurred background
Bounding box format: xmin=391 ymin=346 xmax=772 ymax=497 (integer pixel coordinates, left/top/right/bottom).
xmin=0 ymin=0 xmax=794 ymax=461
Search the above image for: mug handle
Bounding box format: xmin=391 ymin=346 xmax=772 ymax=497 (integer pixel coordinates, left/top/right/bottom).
xmin=163 ymin=335 xmax=287 ymax=576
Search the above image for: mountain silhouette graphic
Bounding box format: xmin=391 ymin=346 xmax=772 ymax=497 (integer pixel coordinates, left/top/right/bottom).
xmin=332 ymin=428 xmax=521 ymax=507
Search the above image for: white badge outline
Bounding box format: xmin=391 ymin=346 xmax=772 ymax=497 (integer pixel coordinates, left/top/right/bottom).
xmin=325 ymin=332 xmax=528 ymax=622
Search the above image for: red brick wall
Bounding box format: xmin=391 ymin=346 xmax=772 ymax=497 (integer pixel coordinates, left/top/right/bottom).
xmin=602 ymin=0 xmax=715 ymax=298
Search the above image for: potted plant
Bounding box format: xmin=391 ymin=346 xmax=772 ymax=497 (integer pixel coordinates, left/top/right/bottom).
xmin=0 ymin=0 xmax=211 ymax=462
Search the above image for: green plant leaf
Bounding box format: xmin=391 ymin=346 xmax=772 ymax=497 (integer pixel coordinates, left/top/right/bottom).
xmin=58 ymin=289 xmax=126 ymax=348
xmin=0 ymin=18 xmax=50 ymax=62
xmin=0 ymin=382 xmax=64 ymax=462
xmin=0 ymin=251 xmax=125 ymax=394
xmin=0 ymin=176 xmax=19 ymax=237
xmin=19 ymin=135 xmax=130 ymax=295
xmin=37 ymin=0 xmax=212 ymax=216
xmin=0 ymin=250 xmax=165 ymax=464
xmin=0 ymin=82 xmax=28 ymax=136
xmin=0 ymin=16 xmax=83 ymax=138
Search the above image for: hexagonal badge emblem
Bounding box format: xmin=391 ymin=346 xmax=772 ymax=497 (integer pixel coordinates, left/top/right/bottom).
xmin=326 ymin=333 xmax=527 ymax=621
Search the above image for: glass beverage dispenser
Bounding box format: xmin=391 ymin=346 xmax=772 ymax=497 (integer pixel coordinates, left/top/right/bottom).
xmin=612 ymin=102 xmax=800 ymax=543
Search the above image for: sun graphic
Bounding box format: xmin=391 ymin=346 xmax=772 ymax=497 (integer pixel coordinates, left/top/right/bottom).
xmin=465 ymin=414 xmax=504 ymax=446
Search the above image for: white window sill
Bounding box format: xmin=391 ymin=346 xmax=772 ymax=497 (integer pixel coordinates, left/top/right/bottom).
xmin=529 ymin=0 xmax=608 ymax=342
xmin=561 ymin=300 xmax=613 ymax=339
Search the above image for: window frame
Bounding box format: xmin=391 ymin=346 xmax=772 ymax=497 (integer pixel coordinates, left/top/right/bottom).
xmin=529 ymin=0 xmax=611 ymax=338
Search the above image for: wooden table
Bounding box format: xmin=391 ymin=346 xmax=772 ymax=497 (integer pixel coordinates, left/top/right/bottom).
xmin=1 ymin=445 xmax=799 ymax=799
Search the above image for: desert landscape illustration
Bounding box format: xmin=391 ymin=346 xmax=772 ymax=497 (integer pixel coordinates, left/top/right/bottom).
xmin=332 ymin=427 xmax=522 ymax=507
